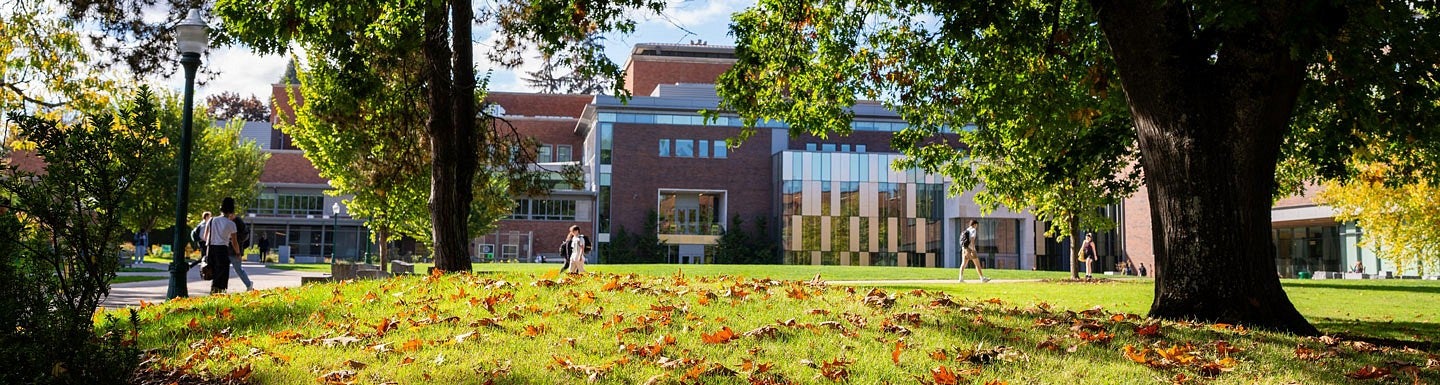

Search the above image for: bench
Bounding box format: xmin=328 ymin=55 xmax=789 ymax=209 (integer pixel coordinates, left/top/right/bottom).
xmin=390 ymin=261 xmax=415 ymax=275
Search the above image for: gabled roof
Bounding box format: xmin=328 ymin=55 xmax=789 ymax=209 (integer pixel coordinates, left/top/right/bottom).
xmin=260 ymin=151 xmax=327 ymax=185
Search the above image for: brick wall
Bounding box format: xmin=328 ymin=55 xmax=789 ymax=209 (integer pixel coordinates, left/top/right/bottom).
xmin=1122 ymin=184 xmax=1155 ymax=271
xmin=608 ymin=123 xmax=775 ymax=236
xmin=269 ymin=84 xmax=301 ymax=150
xmin=624 ymin=58 xmax=735 ymax=96
xmin=491 ymin=220 xmax=590 ymax=258
xmin=511 ymin=118 xmax=584 ymax=150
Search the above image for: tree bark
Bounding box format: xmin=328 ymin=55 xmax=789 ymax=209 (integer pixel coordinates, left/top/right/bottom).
xmin=1068 ymin=213 xmax=1080 ymax=279
xmin=1092 ymin=0 xmax=1319 ymax=334
xmin=422 ymin=0 xmax=473 ymax=272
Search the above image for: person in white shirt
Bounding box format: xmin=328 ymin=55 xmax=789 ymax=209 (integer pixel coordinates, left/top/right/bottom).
xmin=203 ymin=198 xmax=242 ymax=294
xmin=958 ymin=220 xmax=989 ymax=283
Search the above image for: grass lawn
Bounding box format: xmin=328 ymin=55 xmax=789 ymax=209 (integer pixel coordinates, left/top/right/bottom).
xmin=471 ymin=263 xmax=1078 ymax=282
xmin=111 ymin=275 xmax=166 ymax=284
xmin=119 ymin=266 xmax=165 ymax=273
xmin=104 ymin=268 xmax=1439 ymax=384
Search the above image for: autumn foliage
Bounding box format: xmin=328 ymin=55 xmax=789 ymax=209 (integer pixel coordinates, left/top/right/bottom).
xmin=110 ymin=271 xmax=1440 ymax=384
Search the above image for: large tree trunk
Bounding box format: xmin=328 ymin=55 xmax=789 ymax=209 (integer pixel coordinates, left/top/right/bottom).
xmin=422 ymin=1 xmax=473 ymax=272
xmin=1093 ymin=1 xmax=1318 ymax=334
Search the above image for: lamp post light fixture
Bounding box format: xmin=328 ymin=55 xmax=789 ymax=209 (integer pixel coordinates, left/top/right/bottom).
xmin=167 ymin=9 xmax=207 ymax=299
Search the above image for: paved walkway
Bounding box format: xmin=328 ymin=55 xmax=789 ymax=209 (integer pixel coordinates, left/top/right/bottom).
xmin=102 ymin=262 xmax=323 ymax=308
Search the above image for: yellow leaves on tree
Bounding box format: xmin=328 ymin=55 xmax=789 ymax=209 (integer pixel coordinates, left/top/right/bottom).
xmin=1318 ymin=167 xmax=1440 ymax=275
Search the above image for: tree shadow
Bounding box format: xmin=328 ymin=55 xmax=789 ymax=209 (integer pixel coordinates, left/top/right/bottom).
xmin=1284 ymin=280 xmax=1440 ymax=295
xmin=1313 ymin=318 xmax=1440 ymax=350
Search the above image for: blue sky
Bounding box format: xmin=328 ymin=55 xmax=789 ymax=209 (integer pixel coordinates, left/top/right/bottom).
xmin=183 ymin=1 xmax=750 ymax=101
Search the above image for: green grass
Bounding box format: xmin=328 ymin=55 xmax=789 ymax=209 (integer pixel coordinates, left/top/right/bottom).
xmin=471 ymin=263 xmax=1077 ymax=282
xmin=267 ymin=262 xmax=436 ymax=273
xmin=111 ymin=275 xmax=166 ymax=284
xmin=103 ymin=269 xmax=1440 ymax=384
xmin=119 ymin=266 xmax=164 ymax=273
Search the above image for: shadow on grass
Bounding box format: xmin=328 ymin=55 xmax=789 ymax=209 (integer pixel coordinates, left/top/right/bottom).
xmin=1283 ymin=280 xmax=1440 ymax=295
xmin=1313 ymin=318 xmax=1440 ymax=350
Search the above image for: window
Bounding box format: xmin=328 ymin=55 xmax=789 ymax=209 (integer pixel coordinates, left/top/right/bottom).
xmin=713 ymin=141 xmax=727 ymax=158
xmin=659 ymin=139 xmax=671 ymax=157
xmin=556 ymin=145 xmax=572 ymax=162
xmin=537 ymin=145 xmax=553 ymax=163
xmin=676 ymin=140 xmax=695 ymax=157
xmin=271 ymin=194 xmax=324 ymax=216
xmin=699 ymin=140 xmax=709 ymax=158
xmin=857 ymin=144 xmax=867 ymax=153
xmin=822 ymin=143 xmax=837 ymax=152
xmin=508 ymin=199 xmax=576 ymax=221
xmin=806 ymin=143 xmax=818 ymax=151
xmin=841 ymin=144 xmax=851 ymax=152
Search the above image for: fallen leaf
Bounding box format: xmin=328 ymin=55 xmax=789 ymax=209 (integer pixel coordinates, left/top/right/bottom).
xmin=702 ymin=326 xmax=738 ymax=344
xmin=929 ymin=365 xmax=959 ymax=385
xmin=1345 ymin=365 xmax=1390 ymax=380
xmin=342 ymin=359 xmax=367 ymax=369
xmin=400 ymin=338 xmax=424 ymax=352
xmin=892 ymin=340 xmax=905 ymax=364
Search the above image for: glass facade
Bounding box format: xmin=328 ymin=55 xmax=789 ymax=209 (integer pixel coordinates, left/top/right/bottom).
xmin=1273 ymin=224 xmax=1345 ymax=277
xmin=777 ymin=151 xmax=946 ymax=267
xmin=658 ymin=192 xmax=723 ymax=235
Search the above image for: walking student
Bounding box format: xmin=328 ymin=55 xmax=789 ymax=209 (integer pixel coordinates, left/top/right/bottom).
xmin=202 ymin=198 xmax=242 ymax=294
xmin=567 ymin=225 xmax=590 ymax=274
xmin=1080 ymin=233 xmax=1098 ymax=279
xmin=958 ymin=220 xmax=990 ymax=283
xmin=229 ymin=209 xmax=255 ymax=291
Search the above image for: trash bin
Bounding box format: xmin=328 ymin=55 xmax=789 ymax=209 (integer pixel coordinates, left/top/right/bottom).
xmin=278 ymin=245 xmax=291 ymax=263
xmin=1297 ymin=271 xmax=1311 ymax=279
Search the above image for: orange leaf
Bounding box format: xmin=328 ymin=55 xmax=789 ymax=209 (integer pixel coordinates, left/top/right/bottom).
xmin=227 ymin=364 xmax=252 ymax=381
xmin=399 ymin=356 xmax=416 ymax=365
xmin=1345 ymin=365 xmax=1391 ymax=380
xmin=929 ymin=349 xmax=948 ymax=361
xmin=400 ymin=338 xmax=424 ymax=352
xmin=1134 ymin=323 xmax=1161 ymax=337
xmin=524 ymin=324 xmax=547 ymax=337
xmin=701 ymin=326 xmax=737 ymax=344
xmin=186 ymin=317 xmax=200 ymax=330
xmin=376 ymin=317 xmax=395 ymax=336
xmin=1122 ymin=345 xmax=1150 ymax=364
xmin=219 ymin=308 xmax=233 ymax=321
xmin=892 ymin=340 xmax=905 ymax=364
xmin=1110 ymin=314 xmax=1126 ymax=322
xmin=787 ymin=286 xmax=809 ymax=300
xmin=601 ymin=277 xmax=621 ymax=291
xmin=930 ymin=365 xmax=959 ymax=385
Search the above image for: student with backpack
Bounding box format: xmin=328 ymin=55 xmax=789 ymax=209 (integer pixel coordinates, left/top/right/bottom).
xmin=563 ymin=225 xmax=591 ymax=274
xmin=958 ymin=220 xmax=990 ymax=283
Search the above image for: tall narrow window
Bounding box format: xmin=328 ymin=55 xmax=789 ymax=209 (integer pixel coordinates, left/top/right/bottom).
xmin=556 ymin=145 xmax=572 ymax=162
xmin=537 ymin=145 xmax=553 ymax=163
xmin=659 ymin=139 xmax=671 ymax=157
xmin=699 ymin=140 xmax=709 ymax=158
xmin=713 ymin=141 xmax=727 ymax=158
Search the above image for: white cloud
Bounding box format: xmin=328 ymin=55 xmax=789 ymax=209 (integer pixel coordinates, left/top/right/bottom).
xmin=191 ymin=47 xmax=289 ymax=100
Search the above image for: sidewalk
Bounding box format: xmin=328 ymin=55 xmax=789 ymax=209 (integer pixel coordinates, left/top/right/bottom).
xmin=102 ymin=262 xmax=323 ymax=308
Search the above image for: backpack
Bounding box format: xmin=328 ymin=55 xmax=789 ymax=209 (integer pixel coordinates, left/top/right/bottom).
xmin=233 ymin=216 xmax=249 ymax=248
xmin=959 ymin=230 xmax=972 ymax=249
xmin=559 ymin=238 xmax=572 ymax=256
xmin=191 ymin=224 xmax=204 ymax=247
xmin=578 ymin=235 xmax=591 ymax=252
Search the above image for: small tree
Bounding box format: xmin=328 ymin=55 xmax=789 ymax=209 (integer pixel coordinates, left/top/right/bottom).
xmin=1318 ymin=164 xmax=1440 ymax=276
xmin=206 ymin=91 xmax=271 ymax=122
xmin=0 ymin=88 xmax=165 ymax=382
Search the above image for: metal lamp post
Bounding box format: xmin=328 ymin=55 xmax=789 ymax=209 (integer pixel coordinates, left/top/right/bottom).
xmin=167 ymin=10 xmax=207 ymax=299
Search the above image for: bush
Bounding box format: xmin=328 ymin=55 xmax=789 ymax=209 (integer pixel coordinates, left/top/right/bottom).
xmin=0 ymin=88 xmax=167 ymax=383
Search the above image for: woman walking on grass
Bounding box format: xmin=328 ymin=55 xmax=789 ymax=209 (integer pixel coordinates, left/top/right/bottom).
xmin=567 ymin=225 xmax=590 ymax=274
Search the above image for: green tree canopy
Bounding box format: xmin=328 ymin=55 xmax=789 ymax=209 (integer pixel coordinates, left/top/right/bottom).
xmin=119 ymin=86 xmax=267 ymax=236
xmin=715 ymin=0 xmax=1440 ymax=334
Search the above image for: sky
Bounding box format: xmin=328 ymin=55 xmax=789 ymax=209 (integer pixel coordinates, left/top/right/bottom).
xmin=179 ymin=0 xmax=752 ymax=101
